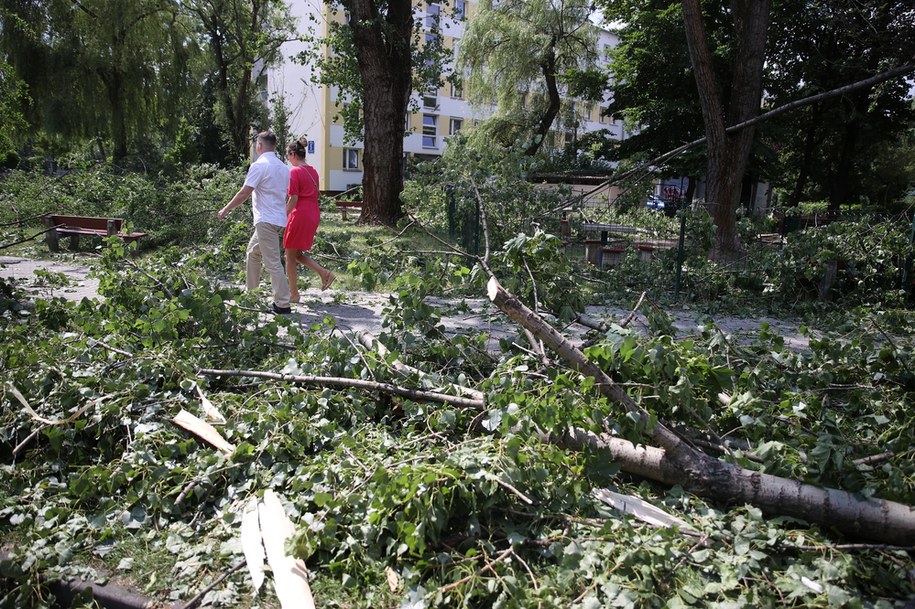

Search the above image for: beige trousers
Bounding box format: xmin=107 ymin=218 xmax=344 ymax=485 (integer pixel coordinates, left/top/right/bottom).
xmin=246 ymin=222 xmax=291 ymax=307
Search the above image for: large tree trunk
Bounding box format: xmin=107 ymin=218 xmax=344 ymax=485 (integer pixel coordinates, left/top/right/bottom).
xmin=681 ymin=0 xmax=771 ymax=256
xmin=345 ymin=0 xmax=412 ymax=226
xmin=200 ymin=3 xmax=254 ymax=161
xmin=107 ymin=70 xmax=128 ymax=162
xmin=525 ymin=38 xmax=560 ymax=156
xmin=549 ymin=426 xmax=915 ymax=545
xmin=487 ymin=275 xmax=915 ymax=544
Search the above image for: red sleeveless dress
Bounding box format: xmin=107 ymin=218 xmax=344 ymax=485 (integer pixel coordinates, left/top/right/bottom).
xmin=283 ymin=164 xmax=320 ymax=250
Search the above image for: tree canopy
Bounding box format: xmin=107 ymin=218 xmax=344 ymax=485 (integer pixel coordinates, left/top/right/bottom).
xmin=181 ymin=0 xmax=295 ymax=162
xmin=1 ymin=0 xmax=198 ymax=162
xmin=594 ymin=0 xmax=915 ymax=228
xmin=457 ymin=0 xmax=601 ymax=155
xmin=764 ymin=0 xmax=915 ymax=210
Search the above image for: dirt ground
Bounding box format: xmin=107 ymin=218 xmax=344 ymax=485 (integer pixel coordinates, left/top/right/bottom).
xmin=0 ymin=254 xmax=813 ymax=350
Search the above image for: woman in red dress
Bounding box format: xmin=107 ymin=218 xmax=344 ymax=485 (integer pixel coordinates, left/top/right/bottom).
xmin=284 ymin=138 xmax=335 ymax=303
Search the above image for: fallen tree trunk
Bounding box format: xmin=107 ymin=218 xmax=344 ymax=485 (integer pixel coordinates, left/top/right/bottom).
xmin=487 ymin=276 xmax=915 ymax=545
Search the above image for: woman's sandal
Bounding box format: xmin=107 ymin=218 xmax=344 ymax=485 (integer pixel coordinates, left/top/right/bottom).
xmin=321 ymin=272 xmax=336 ymax=291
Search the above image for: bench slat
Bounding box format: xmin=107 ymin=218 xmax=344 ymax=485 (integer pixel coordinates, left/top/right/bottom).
xmin=43 ymin=214 xmax=147 ymax=252
xmin=335 ymin=201 xmax=362 ymax=221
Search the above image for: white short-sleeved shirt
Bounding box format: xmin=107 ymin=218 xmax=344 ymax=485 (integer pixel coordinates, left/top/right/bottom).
xmin=243 ymin=151 xmax=290 ymax=227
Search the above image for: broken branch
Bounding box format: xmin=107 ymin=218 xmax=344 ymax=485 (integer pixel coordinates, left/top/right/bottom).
xmin=198 ymin=368 xmax=485 ymax=410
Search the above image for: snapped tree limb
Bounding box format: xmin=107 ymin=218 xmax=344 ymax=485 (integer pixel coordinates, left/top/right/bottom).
xmin=487 ymin=276 xmax=915 ymax=545
xmin=198 ymin=368 xmax=485 ymax=410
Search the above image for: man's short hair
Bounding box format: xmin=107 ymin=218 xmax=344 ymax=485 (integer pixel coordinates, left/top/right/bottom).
xmin=256 ymin=131 xmax=277 ymax=150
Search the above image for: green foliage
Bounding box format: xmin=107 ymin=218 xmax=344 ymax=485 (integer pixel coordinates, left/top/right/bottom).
xmin=0 ymin=62 xmax=29 ymax=160
xmin=765 ymin=0 xmax=915 ymax=209
xmin=593 ymin=0 xmax=709 ymax=178
xmin=163 ymin=118 xmax=202 ymax=168
xmin=496 ymin=230 xmax=584 ymax=320
xmin=2 ymin=164 xmax=915 ymax=607
xmin=456 ymin=0 xmax=599 ymax=152
xmin=403 ymin=137 xmax=593 ymax=318
xmin=1 ymin=0 xmax=200 ymax=161
xmin=0 ymin=164 xmax=244 ymax=248
xmin=766 ymin=215 xmax=911 ymax=306
xmin=177 ymin=0 xmax=295 ymax=161
xmin=297 ymin=1 xmax=451 ymax=145
xmin=404 ymin=136 xmax=569 ymax=247
xmin=2 ymin=245 xmax=913 ymax=607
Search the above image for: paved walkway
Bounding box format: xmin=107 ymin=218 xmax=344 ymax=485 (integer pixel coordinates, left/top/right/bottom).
xmin=0 ymin=255 xmax=812 ymax=350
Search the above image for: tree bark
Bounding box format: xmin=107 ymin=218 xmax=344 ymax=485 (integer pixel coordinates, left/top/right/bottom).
xmin=525 ymin=38 xmax=560 ymax=156
xmin=828 ymin=98 xmax=864 ymax=212
xmin=549 ymin=426 xmax=915 ymax=545
xmin=681 ymin=0 xmax=771 ymax=256
xmin=487 ymin=277 xmax=711 ymax=465
xmin=106 ymin=69 xmax=128 ymax=162
xmin=356 ymin=332 xmax=486 ymax=402
xmin=344 ymin=0 xmax=413 ymax=226
xmin=487 ymin=275 xmax=915 ymax=544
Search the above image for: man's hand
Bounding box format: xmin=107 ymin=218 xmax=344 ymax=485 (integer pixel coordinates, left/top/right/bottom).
xmin=219 ymin=186 xmax=254 ymax=221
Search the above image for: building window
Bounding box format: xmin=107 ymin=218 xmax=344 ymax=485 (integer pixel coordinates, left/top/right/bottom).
xmin=424 ymin=33 xmax=439 ymax=68
xmin=425 ymin=2 xmax=440 ymax=29
xmin=449 ymin=117 xmax=463 ymax=135
xmin=422 ymin=114 xmax=437 ymax=148
xmin=599 ymin=107 xmax=608 ymax=124
xmin=423 ymin=93 xmax=437 ymax=109
xmin=454 ymin=0 xmax=466 ymax=20
xmin=450 ymin=79 xmax=463 ymax=99
xmin=343 ymin=148 xmax=359 ymax=170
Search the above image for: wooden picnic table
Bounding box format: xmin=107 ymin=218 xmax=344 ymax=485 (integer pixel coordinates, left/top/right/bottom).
xmin=581 ymin=223 xmax=679 ymax=267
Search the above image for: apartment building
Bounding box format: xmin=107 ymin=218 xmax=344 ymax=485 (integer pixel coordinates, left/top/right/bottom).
xmin=266 ymin=1 xmax=623 ymax=193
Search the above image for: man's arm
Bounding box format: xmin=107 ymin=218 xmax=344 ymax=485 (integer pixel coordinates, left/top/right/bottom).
xmin=218 ymin=185 xmax=255 ymax=221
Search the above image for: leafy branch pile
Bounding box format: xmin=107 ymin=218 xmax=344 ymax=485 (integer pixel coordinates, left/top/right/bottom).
xmin=2 ymin=227 xmax=914 ymax=608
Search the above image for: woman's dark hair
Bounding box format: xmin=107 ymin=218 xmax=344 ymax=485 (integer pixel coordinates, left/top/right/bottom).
xmin=286 ymin=137 xmax=308 ymax=159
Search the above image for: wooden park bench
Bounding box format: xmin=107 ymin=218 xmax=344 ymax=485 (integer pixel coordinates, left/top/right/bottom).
xmin=334 ymin=201 xmax=362 ymax=221
xmin=43 ymin=214 xmax=148 ymax=252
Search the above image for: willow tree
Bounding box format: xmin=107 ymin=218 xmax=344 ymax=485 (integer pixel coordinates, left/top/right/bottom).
xmin=765 ymin=0 xmax=915 ymax=210
xmin=182 ymin=0 xmax=295 ymax=161
xmin=0 ymin=61 xmax=28 ymax=158
xmin=1 ymin=0 xmax=196 ymax=161
xmin=456 ymin=0 xmax=599 ymax=156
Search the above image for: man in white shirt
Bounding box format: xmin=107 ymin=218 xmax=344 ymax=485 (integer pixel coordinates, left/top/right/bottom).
xmin=218 ymin=131 xmax=293 ymax=314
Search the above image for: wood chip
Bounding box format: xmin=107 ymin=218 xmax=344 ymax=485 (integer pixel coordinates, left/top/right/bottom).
xmin=171 ymin=409 xmax=235 ymax=453
xmin=240 ymin=500 xmax=265 ymax=592
xmin=259 ymin=490 xmax=316 ymax=609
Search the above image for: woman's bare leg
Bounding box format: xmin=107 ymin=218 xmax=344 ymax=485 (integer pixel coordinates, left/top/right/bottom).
xmin=286 ymin=249 xmax=301 ymax=302
xmin=296 ymin=252 xmax=336 ymax=290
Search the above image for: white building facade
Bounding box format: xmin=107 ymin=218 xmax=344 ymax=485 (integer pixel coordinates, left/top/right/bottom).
xmin=265 ymin=1 xmax=624 ymax=193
